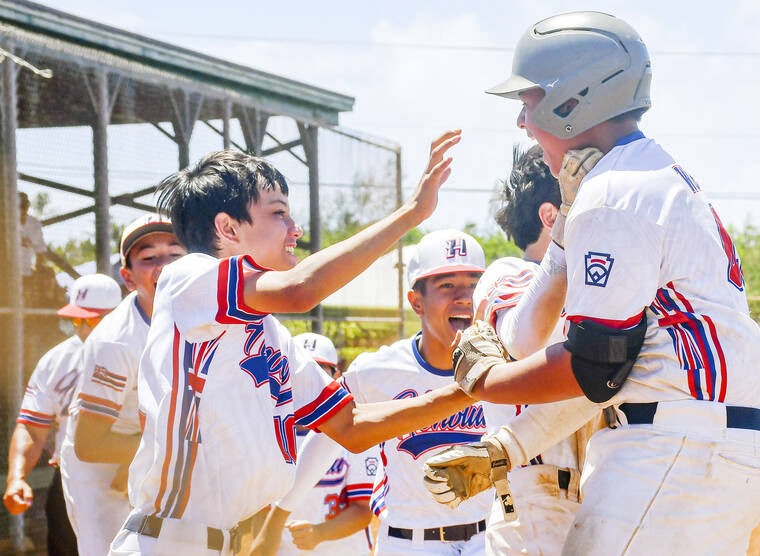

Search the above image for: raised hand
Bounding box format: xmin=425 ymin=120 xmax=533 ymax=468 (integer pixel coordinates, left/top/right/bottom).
xmin=405 ymin=130 xmax=462 ymax=222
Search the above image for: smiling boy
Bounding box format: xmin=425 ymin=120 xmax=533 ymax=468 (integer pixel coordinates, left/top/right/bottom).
xmin=109 ymin=133 xmax=483 ymax=555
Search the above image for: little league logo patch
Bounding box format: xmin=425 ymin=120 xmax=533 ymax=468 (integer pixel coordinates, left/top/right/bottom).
xmin=584 ymin=252 xmax=614 ymax=287
xmin=365 ymin=456 xmax=378 ymax=476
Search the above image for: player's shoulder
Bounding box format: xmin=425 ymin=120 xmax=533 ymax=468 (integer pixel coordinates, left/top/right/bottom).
xmin=346 ymin=337 xmax=415 ymax=375
xmin=34 ymin=335 xmax=83 ymax=373
xmin=85 ymin=292 xmax=145 ymax=345
xmin=160 ymin=252 xmax=217 ymax=285
xmin=479 ymin=257 xmax=537 ymax=286
xmin=575 ymin=136 xmax=691 ymax=220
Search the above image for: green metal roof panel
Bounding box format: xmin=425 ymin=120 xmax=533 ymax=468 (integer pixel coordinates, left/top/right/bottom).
xmin=0 ymin=0 xmax=354 ymax=119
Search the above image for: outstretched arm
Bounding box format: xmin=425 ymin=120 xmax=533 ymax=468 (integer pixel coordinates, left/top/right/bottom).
xmin=320 ymin=383 xmax=472 ymax=454
xmin=499 ymin=242 xmax=567 ymax=360
xmin=244 ymin=131 xmax=461 ymax=314
xmin=287 ymin=501 xmax=372 ymax=550
xmin=3 ymin=424 xmax=47 ymax=514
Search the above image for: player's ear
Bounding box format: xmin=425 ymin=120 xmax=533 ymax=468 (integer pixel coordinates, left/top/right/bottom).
xmin=120 ymin=266 xmax=136 ymax=292
xmin=538 ymin=202 xmax=558 ymax=230
xmin=213 ymin=212 xmax=240 ymax=246
xmin=408 ymin=289 xmax=424 ymax=317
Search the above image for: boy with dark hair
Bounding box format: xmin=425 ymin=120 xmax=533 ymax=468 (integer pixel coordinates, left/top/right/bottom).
xmin=494 ymin=145 xmax=560 ymax=254
xmin=110 ymin=133 xmax=482 ymax=555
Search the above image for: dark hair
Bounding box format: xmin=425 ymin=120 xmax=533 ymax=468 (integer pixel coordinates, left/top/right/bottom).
xmin=412 ymin=277 xmax=428 ymax=295
xmin=494 ymin=145 xmax=560 ymax=250
xmin=157 ymin=150 xmax=289 ymax=255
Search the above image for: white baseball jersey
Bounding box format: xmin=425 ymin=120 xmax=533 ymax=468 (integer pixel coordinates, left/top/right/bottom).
xmin=473 ymin=258 xmax=577 ymax=470
xmin=340 ymin=336 xmax=491 ymax=528
xmin=565 ymin=131 xmax=760 ymax=405
xmin=126 ymin=253 xmax=352 ymax=531
xmin=277 ymin=430 xmax=378 ymax=556
xmin=20 ymin=214 xmax=46 ymax=276
xmin=17 ymin=335 xmax=82 ymax=464
xmin=60 ymin=291 xmax=148 ymax=484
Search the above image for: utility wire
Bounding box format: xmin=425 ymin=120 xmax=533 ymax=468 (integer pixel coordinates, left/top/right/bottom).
xmin=142 ymin=32 xmax=760 ymax=58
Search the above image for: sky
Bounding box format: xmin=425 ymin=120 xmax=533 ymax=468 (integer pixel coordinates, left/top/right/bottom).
xmin=24 ymin=0 xmax=760 ymax=240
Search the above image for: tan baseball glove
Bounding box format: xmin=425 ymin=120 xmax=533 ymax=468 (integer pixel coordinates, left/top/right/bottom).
xmin=423 ymin=437 xmax=516 ymax=520
xmin=452 ymin=320 xmax=510 ymax=395
xmin=551 ymin=147 xmax=604 ymax=248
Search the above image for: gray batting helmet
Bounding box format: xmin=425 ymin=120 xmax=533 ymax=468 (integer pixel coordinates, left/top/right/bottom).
xmin=487 ymin=11 xmax=652 ymax=138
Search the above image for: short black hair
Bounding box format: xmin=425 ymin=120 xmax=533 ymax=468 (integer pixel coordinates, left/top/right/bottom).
xmin=157 ymin=150 xmax=289 ymax=255
xmin=494 ymin=145 xmax=560 ymax=251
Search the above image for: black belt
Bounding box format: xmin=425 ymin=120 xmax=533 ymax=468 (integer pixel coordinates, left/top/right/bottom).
xmin=388 ymin=519 xmax=486 ymax=542
xmin=125 ymin=514 xmax=250 ymax=552
xmin=619 ymin=402 xmax=760 ymax=430
xmin=558 ymin=469 xmax=571 ymax=491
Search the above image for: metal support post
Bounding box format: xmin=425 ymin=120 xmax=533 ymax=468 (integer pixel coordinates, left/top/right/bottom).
xmin=395 ymin=148 xmax=404 ymax=339
xmin=299 ymin=123 xmax=322 ymax=332
xmin=222 ymin=99 xmax=231 ymax=150
xmin=92 ymin=67 xmax=111 ymax=273
xmin=1 ymin=41 xmax=24 ymax=550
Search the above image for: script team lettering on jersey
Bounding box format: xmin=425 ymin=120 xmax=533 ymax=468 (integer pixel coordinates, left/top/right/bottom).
xmin=239 ymin=320 xmax=297 ymax=463
xmin=393 ymin=389 xmax=485 ymax=459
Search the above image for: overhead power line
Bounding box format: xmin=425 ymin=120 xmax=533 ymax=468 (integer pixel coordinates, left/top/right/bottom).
xmin=144 ymin=32 xmax=760 ymax=58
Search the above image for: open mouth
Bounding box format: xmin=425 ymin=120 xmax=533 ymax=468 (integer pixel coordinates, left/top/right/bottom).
xmin=448 ymin=315 xmax=473 ymax=332
xmin=285 ymin=245 xmax=295 ymax=255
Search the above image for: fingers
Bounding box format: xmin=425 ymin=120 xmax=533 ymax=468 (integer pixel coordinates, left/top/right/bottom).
xmin=422 ymin=474 xmax=461 ymax=507
xmin=285 ymin=521 xmax=309 ymax=531
xmin=426 ymin=131 xmax=461 ymax=173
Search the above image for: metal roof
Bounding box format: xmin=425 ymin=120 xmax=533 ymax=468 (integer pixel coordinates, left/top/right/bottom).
xmin=0 ymin=0 xmax=354 ymax=126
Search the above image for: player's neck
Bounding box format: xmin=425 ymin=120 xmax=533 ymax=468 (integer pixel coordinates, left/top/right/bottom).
xmin=523 ymin=231 xmax=551 ymax=263
xmin=136 ymin=293 xmax=154 ymax=321
xmin=417 ymin=330 xmax=454 ymax=370
xmin=587 ymin=119 xmax=640 ymax=154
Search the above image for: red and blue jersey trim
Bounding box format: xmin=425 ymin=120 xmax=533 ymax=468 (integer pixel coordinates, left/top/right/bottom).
xmin=345 ymin=482 xmax=374 ymax=502
xmin=75 ymin=393 xmax=121 ymax=421
xmin=650 ymin=282 xmax=727 ymax=402
xmin=216 ymin=256 xmax=270 ymax=324
xmin=294 ymin=381 xmax=352 ymax=429
xmin=17 ymin=408 xmax=54 ymax=428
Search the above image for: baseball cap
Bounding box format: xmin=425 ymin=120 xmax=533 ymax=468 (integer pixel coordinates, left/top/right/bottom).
xmin=120 ymin=214 xmax=175 ymax=267
xmin=407 ymin=229 xmax=486 ymax=288
xmin=57 ymin=273 xmax=122 ymax=318
xmin=294 ymin=333 xmax=339 ymax=367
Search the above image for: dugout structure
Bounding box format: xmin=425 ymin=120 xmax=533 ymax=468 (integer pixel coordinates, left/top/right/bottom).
xmin=0 ymin=1 xmax=405 ymax=550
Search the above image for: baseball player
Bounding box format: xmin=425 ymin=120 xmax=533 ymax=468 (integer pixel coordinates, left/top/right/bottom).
xmin=4 ymin=273 xmax=121 ymax=556
xmin=473 ymin=145 xmax=603 ymax=556
xmin=271 ymin=333 xmax=378 ymax=556
xmin=423 ymin=11 xmax=760 ymax=555
xmin=110 ymin=135 xmax=481 ymax=556
xmin=59 ymin=215 xmax=184 ymax=556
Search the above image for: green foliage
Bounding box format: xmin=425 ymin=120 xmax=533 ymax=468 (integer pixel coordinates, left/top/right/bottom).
xmin=462 ymin=222 xmax=522 ymax=264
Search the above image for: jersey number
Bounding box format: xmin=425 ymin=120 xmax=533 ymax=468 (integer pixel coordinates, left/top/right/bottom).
xmin=324 ymin=492 xmax=347 ymax=520
xmin=673 ymin=165 xmax=744 ymax=291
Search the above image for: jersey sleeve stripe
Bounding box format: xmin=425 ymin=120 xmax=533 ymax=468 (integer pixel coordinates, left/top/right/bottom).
xmin=215 ymin=256 xmax=269 ymax=324
xmin=345 ymin=483 xmax=374 ymax=501
xmin=77 ymin=393 xmax=122 ymax=411
xmin=294 ymin=381 xmax=353 ymax=429
xmin=76 ymin=401 xmax=120 ymax=421
xmin=17 ymin=409 xmax=55 ymax=428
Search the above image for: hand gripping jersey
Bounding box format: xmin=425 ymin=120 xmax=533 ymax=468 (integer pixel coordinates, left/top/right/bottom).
xmin=340 ymin=336 xmax=491 ymax=528
xmin=473 ymin=258 xmax=577 ymax=470
xmin=127 ymin=253 xmax=352 ymax=531
xmin=565 ymin=131 xmax=760 ymax=405
xmin=60 ymin=292 xmax=149 ymax=484
xmin=18 ymin=335 xmax=83 ymax=464
xmin=277 ymin=431 xmax=378 ymax=556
